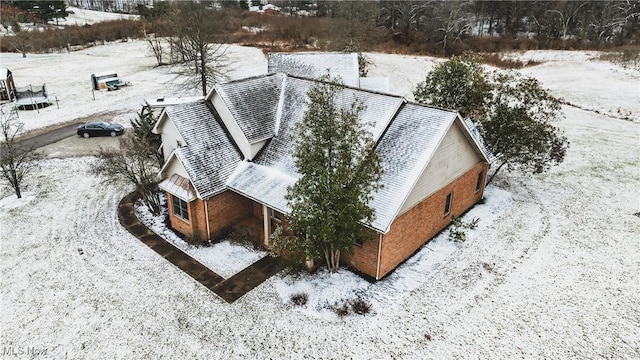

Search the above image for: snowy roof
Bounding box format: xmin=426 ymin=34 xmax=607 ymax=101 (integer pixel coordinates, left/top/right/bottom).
xmin=163 ymin=75 xmax=487 ymax=233
xmin=0 ymin=68 xmax=9 ymax=80
xmin=463 ymin=118 xmax=497 ymax=163
xmin=227 ymin=76 xmax=404 ymax=196
xmin=227 ymin=162 xmax=295 ymax=214
xmin=165 ymin=100 xmax=242 ymax=199
xmin=370 ymin=103 xmax=458 ymax=232
xmin=215 ymin=74 xmax=285 ymax=142
xmin=268 ymin=53 xmax=360 ymax=87
xmin=145 ymin=96 xmax=204 ymax=108
xmin=92 ymin=71 xmax=119 ymax=77
xmin=158 ymin=174 xmax=197 ymax=202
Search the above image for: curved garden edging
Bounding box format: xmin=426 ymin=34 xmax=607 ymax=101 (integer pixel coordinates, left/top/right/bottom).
xmin=117 ymin=192 xmax=286 ymax=303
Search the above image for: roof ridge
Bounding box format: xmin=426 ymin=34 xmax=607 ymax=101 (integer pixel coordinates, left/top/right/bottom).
xmin=283 ymin=73 xmax=405 ymax=99
xmin=403 ymin=99 xmax=460 ymax=114
xmin=218 ymin=72 xmax=283 ymax=86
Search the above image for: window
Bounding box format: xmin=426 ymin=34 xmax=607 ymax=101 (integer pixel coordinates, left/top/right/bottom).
xmin=172 ymin=194 xmax=189 ymax=221
xmin=476 ymin=171 xmax=484 ymax=192
xmin=444 ymin=192 xmax=453 ymax=216
xmin=270 ymin=209 xmax=284 ymax=223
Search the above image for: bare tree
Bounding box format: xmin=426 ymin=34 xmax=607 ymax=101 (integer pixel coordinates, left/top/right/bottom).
xmin=379 ymin=1 xmax=434 ymax=41
xmin=143 ymin=18 xmax=171 ymax=67
xmin=168 ymin=3 xmax=230 ymax=96
xmin=544 ymin=1 xmax=589 ymax=40
xmin=9 ymin=22 xmax=32 ymax=58
xmin=0 ymin=108 xmax=44 ymax=199
xmin=145 ymin=31 xmax=166 ymax=66
xmin=91 ymin=135 xmax=162 ymax=215
xmin=435 ymin=1 xmax=473 ymax=55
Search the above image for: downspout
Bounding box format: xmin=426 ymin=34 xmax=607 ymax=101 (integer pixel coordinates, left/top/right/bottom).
xmin=376 ymin=233 xmax=383 ymax=280
xmin=204 ymin=199 xmax=211 ymax=240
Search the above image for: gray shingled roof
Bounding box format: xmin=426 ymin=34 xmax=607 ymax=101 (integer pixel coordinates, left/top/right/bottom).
xmin=227 ymin=77 xmax=405 ymax=201
xmin=226 ymin=76 xmax=429 ymax=232
xmin=165 ymin=100 xmax=242 ymax=199
xmin=165 ymin=75 xmax=485 ymax=233
xmin=248 ymin=76 xmax=404 ymax=174
xmin=268 ymin=53 xmax=360 ymax=87
xmin=226 ymin=162 xmax=294 ymax=214
xmin=370 ymin=103 xmax=458 ymax=232
xmin=215 ymin=73 xmax=285 ymax=142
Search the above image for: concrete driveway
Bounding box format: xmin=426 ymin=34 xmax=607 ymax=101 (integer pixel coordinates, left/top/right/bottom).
xmin=17 ymin=121 xmax=123 ymax=158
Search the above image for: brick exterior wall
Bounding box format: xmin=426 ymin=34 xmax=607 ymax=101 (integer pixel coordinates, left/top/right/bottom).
xmin=166 ymin=194 xmax=198 ymax=239
xmin=206 ymin=191 xmax=254 ymax=239
xmin=165 ymin=162 xmax=487 ymax=280
xmin=374 ymin=162 xmax=488 ymax=279
xmin=166 ymin=190 xmax=254 ymax=241
xmin=342 ymin=233 xmax=380 ymax=279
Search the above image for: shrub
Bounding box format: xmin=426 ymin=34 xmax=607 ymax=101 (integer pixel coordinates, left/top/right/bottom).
xmin=448 ymin=216 xmax=480 ymax=242
xmin=479 ymin=53 xmax=541 ymax=69
xmin=290 ymin=293 xmax=308 ymax=306
xmin=333 ymin=303 xmax=350 ymax=317
xmin=184 ymin=235 xmax=209 ymax=247
xmin=226 ymin=226 xmax=258 ymax=249
xmin=350 ymin=298 xmax=371 ymax=315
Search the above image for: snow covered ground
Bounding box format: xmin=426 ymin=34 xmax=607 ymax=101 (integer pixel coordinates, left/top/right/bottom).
xmin=134 ymin=195 xmax=267 ymax=279
xmin=1 ymin=40 xmax=267 ymax=133
xmin=1 ymin=39 xmax=639 ymax=358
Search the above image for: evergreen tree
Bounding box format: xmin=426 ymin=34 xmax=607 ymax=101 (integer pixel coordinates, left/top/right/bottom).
xmin=10 ymin=1 xmax=67 ymax=24
xmin=274 ymin=77 xmax=382 ymax=273
xmin=413 ymin=56 xmax=568 ymax=183
xmin=482 ymin=71 xmax=568 ymax=182
xmin=414 ymin=54 xmax=490 ymax=119
xmin=131 ymin=104 xmax=164 ymax=168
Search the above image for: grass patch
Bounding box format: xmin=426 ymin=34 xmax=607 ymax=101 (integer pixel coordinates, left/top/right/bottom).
xmin=598 ymin=46 xmax=640 ymax=68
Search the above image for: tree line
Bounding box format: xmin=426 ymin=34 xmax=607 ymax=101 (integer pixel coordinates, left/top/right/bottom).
xmin=2 ymin=1 xmax=638 ymax=58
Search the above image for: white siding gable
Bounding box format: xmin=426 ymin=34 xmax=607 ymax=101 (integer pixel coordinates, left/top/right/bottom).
xmin=164 ymin=155 xmax=190 ymax=180
xmin=398 ymin=120 xmax=483 ymax=214
xmin=156 ymin=113 xmax=185 ymax=163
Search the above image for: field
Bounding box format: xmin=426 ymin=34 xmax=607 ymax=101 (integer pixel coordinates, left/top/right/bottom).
xmin=1 ymin=38 xmax=639 ymax=358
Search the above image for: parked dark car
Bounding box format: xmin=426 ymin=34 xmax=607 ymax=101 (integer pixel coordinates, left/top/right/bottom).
xmin=77 ymin=121 xmax=125 ymax=138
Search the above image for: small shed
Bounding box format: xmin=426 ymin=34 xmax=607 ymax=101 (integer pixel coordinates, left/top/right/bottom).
xmin=0 ymin=68 xmax=16 ymax=102
xmin=91 ymin=71 xmax=123 ymax=91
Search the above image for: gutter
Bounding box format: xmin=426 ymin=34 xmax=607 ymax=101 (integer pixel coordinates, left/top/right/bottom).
xmin=204 ymin=199 xmax=211 ymax=240
xmin=376 ymin=233 xmax=383 ymax=280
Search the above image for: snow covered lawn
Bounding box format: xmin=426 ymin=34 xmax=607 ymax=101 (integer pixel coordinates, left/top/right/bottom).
xmin=1 ymin=41 xmax=639 ymax=358
xmin=134 ymin=196 xmax=267 ymax=279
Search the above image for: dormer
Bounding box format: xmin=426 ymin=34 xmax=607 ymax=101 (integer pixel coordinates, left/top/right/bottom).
xmin=207 ymin=74 xmax=285 ymax=160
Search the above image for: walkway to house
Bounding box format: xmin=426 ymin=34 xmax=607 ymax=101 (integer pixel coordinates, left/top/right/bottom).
xmin=117 ymin=193 xmax=287 ymax=303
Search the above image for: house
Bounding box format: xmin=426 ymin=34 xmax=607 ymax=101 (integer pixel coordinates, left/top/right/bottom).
xmin=268 ymin=52 xmax=389 ymax=93
xmin=0 ymin=68 xmax=16 ymax=102
xmin=152 ymin=73 xmax=490 ymax=280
